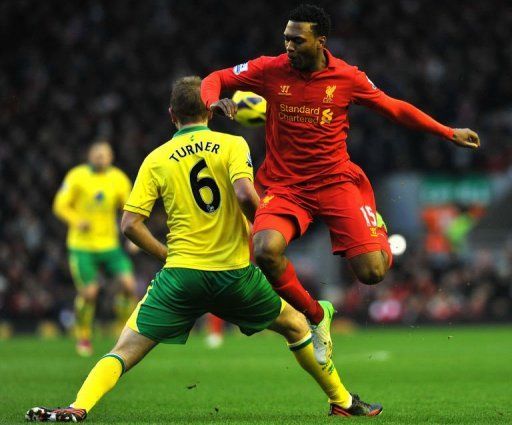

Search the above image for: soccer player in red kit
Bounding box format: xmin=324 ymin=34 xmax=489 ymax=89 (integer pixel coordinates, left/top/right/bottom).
xmin=201 ymin=4 xmax=480 ymax=368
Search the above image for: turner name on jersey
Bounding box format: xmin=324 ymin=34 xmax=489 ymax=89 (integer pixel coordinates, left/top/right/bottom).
xmin=169 ymin=140 xmax=221 ymax=162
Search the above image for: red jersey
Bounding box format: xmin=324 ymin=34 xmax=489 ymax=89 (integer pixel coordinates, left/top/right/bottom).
xmin=201 ymin=49 xmax=454 ymax=187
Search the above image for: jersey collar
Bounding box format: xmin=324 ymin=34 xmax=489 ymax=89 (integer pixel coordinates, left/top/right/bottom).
xmin=323 ymin=49 xmax=336 ymax=69
xmin=173 ymin=125 xmax=210 ymax=138
xmin=88 ymin=164 xmax=111 ymax=174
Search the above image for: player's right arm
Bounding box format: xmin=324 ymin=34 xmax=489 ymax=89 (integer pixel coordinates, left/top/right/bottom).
xmin=201 ymin=57 xmax=269 ymax=118
xmin=121 ymin=212 xmax=167 ymax=262
xmin=52 ymin=169 xmax=89 ymax=231
xmin=122 ymin=156 xmax=167 ymax=262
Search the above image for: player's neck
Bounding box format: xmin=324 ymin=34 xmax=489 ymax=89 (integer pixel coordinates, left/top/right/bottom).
xmin=175 ymin=121 xmax=209 ymax=131
xmin=302 ymin=51 xmax=327 ymax=73
xmin=89 ymin=164 xmax=110 ymax=174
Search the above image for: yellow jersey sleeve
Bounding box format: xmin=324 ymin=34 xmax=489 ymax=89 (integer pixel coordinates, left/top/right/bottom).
xmin=116 ymin=169 xmax=133 ymax=208
xmin=53 ymin=169 xmax=81 ymax=226
xmin=124 ymin=156 xmax=159 ymax=217
xmin=228 ymin=137 xmax=254 ymax=183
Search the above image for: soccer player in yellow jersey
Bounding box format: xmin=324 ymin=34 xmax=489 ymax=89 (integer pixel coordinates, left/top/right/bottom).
xmin=27 ymin=77 xmax=382 ymax=422
xmin=53 ymin=141 xmax=137 ymax=356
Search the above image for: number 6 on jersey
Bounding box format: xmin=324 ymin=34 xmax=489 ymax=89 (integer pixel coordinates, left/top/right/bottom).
xmin=189 ymin=159 xmax=221 ymax=213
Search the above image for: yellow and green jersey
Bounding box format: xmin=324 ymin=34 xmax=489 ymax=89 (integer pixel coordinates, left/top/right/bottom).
xmin=124 ymin=125 xmax=254 ymax=270
xmin=53 ymin=165 xmax=132 ymax=251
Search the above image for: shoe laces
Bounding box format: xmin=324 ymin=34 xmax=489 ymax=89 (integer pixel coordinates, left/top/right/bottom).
xmin=351 ymin=394 xmax=371 ymax=410
xmin=310 ymin=324 xmax=329 ymax=347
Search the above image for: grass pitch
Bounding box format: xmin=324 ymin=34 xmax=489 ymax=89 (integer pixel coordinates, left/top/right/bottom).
xmin=1 ymin=326 xmax=511 ymax=424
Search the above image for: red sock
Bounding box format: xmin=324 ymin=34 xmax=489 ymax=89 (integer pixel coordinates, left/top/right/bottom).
xmin=377 ymin=228 xmax=393 ymax=268
xmin=208 ymin=314 xmax=224 ymax=335
xmin=272 ymin=261 xmax=324 ymax=324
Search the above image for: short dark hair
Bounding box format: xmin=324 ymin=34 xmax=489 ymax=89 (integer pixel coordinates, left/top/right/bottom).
xmin=289 ymin=4 xmax=331 ymax=37
xmin=170 ymin=76 xmax=208 ymax=125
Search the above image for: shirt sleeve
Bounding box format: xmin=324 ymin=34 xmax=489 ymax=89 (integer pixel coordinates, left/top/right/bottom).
xmin=201 ymin=56 xmax=270 ymax=109
xmin=228 ymin=137 xmax=254 ymax=184
xmin=351 ymin=68 xmax=454 ymax=140
xmin=116 ymin=170 xmax=133 ymax=208
xmin=351 ymin=68 xmax=385 ymax=105
xmin=52 ymin=170 xmax=81 ymax=226
xmin=124 ymin=157 xmax=159 ymax=217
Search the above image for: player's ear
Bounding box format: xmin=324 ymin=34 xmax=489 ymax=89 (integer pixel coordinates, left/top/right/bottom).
xmin=169 ymin=107 xmax=177 ymax=126
xmin=317 ymin=36 xmax=326 ymax=49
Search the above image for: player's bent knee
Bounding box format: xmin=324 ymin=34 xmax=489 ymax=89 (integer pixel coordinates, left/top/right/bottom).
xmin=356 ymin=263 xmax=386 ymax=285
xmin=253 ymin=230 xmax=287 ymax=272
xmin=253 ymin=241 xmax=281 ymax=271
xmin=270 ymin=304 xmax=309 ymax=342
xmin=349 ymin=253 xmax=387 ymax=285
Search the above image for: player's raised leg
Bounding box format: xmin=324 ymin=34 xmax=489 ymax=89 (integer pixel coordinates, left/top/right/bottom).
xmin=253 ymin=228 xmax=324 ymax=323
xmin=26 ymin=326 xmax=157 ymax=422
xmin=319 ymin=165 xmax=392 ymax=286
xmin=346 ymin=172 xmax=393 ymax=285
xmin=253 ymin=214 xmax=333 ymax=365
xmin=268 ymin=302 xmax=382 ymax=417
xmin=253 ymin=226 xmax=333 ymax=365
xmin=346 ymin=210 xmax=391 ymax=286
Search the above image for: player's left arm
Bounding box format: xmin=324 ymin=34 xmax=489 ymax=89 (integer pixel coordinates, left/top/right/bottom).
xmin=121 ymin=212 xmax=167 ymax=262
xmin=352 ymin=69 xmax=480 ymax=149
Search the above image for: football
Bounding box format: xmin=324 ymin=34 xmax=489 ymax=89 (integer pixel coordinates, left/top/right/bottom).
xmin=232 ymin=90 xmax=267 ymax=127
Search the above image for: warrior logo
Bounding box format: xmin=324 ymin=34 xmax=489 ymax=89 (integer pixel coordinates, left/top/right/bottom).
xmin=278 ymin=85 xmax=291 ymax=96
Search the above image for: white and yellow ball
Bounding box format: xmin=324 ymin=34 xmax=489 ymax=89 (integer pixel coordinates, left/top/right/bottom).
xmin=232 ymin=91 xmax=266 ymax=127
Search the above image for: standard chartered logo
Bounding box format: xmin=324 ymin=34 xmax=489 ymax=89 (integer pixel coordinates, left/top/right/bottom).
xmin=320 ymin=108 xmax=333 ymax=125
xmin=278 ymin=103 xmax=335 ymax=125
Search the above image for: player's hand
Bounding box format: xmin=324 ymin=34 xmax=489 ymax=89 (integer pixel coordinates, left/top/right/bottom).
xmin=210 ymin=98 xmax=238 ymax=120
xmin=451 ymin=128 xmax=480 ymax=149
xmin=77 ymin=220 xmax=91 ymax=232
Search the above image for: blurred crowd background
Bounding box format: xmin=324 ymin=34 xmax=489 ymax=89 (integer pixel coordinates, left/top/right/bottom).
xmin=1 ymin=0 xmax=511 ymax=334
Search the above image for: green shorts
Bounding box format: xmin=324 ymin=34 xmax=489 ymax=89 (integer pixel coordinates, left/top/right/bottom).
xmin=68 ymin=247 xmax=133 ymax=287
xmin=127 ymin=265 xmax=282 ymax=344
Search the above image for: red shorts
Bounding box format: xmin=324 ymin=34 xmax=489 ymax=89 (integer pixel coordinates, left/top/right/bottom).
xmin=253 ymin=161 xmax=383 ymax=259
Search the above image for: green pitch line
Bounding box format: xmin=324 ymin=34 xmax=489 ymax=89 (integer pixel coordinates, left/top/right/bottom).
xmin=1 ymin=326 xmax=511 ymax=424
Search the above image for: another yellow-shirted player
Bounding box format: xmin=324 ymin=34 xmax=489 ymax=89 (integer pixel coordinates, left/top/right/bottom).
xmin=53 ymin=141 xmax=137 ymax=356
xmin=27 ymin=77 xmax=381 ymax=422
